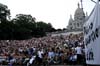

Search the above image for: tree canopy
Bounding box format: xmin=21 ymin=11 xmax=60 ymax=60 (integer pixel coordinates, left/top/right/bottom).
xmin=0 ymin=3 xmax=10 ymax=22
xmin=0 ymin=3 xmax=56 ymax=40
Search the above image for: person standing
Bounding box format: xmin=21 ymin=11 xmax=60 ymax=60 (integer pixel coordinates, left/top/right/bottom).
xmin=75 ymin=45 xmax=83 ymax=64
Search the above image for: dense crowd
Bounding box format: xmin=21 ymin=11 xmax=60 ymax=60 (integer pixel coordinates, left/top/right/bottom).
xmin=0 ymin=33 xmax=86 ymax=66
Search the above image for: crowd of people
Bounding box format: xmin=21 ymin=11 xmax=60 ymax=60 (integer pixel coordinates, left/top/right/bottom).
xmin=0 ymin=33 xmax=86 ymax=66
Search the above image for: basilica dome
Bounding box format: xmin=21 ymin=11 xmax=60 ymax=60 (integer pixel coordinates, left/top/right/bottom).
xmin=67 ymin=2 xmax=85 ymax=31
xmin=74 ymin=3 xmax=85 ymax=21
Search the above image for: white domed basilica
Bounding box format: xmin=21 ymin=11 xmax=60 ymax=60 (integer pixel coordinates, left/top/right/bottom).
xmin=50 ymin=1 xmax=88 ymax=36
xmin=67 ymin=3 xmax=86 ymax=31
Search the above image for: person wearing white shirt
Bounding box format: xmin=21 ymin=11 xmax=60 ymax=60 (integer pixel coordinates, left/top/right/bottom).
xmin=38 ymin=50 xmax=44 ymax=59
xmin=75 ymin=45 xmax=83 ymax=64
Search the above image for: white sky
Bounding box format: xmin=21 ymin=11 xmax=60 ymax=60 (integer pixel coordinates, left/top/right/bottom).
xmin=0 ymin=0 xmax=97 ymax=29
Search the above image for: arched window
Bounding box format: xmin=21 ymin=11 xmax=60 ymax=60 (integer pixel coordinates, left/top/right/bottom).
xmin=77 ymin=23 xmax=79 ymax=27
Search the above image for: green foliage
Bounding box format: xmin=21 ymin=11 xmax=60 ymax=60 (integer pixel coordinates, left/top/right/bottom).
xmin=36 ymin=21 xmax=52 ymax=32
xmin=0 ymin=3 xmax=56 ymax=40
xmin=11 ymin=14 xmax=36 ymax=39
xmin=0 ymin=3 xmax=10 ymax=22
xmin=0 ymin=21 xmax=13 ymax=39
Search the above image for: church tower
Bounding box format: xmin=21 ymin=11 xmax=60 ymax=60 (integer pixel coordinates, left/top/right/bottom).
xmin=74 ymin=2 xmax=85 ymax=30
xmin=67 ymin=0 xmax=85 ymax=31
xmin=67 ymin=15 xmax=74 ymax=29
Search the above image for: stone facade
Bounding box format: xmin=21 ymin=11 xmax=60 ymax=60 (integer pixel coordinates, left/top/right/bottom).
xmin=67 ymin=3 xmax=85 ymax=31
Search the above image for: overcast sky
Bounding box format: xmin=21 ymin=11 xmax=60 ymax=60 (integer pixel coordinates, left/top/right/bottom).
xmin=0 ymin=0 xmax=97 ymax=29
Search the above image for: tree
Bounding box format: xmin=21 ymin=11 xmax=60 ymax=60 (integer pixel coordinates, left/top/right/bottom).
xmin=36 ymin=22 xmax=54 ymax=32
xmin=0 ymin=3 xmax=56 ymax=39
xmin=33 ymin=21 xmax=55 ymax=37
xmin=12 ymin=14 xmax=36 ymax=39
xmin=0 ymin=3 xmax=11 ymax=39
xmin=13 ymin=14 xmax=35 ymax=25
xmin=0 ymin=3 xmax=10 ymax=22
xmin=56 ymin=29 xmax=62 ymax=31
xmin=0 ymin=21 xmax=14 ymax=39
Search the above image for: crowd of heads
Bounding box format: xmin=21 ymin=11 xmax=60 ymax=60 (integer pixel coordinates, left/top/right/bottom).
xmin=0 ymin=33 xmax=86 ymax=65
